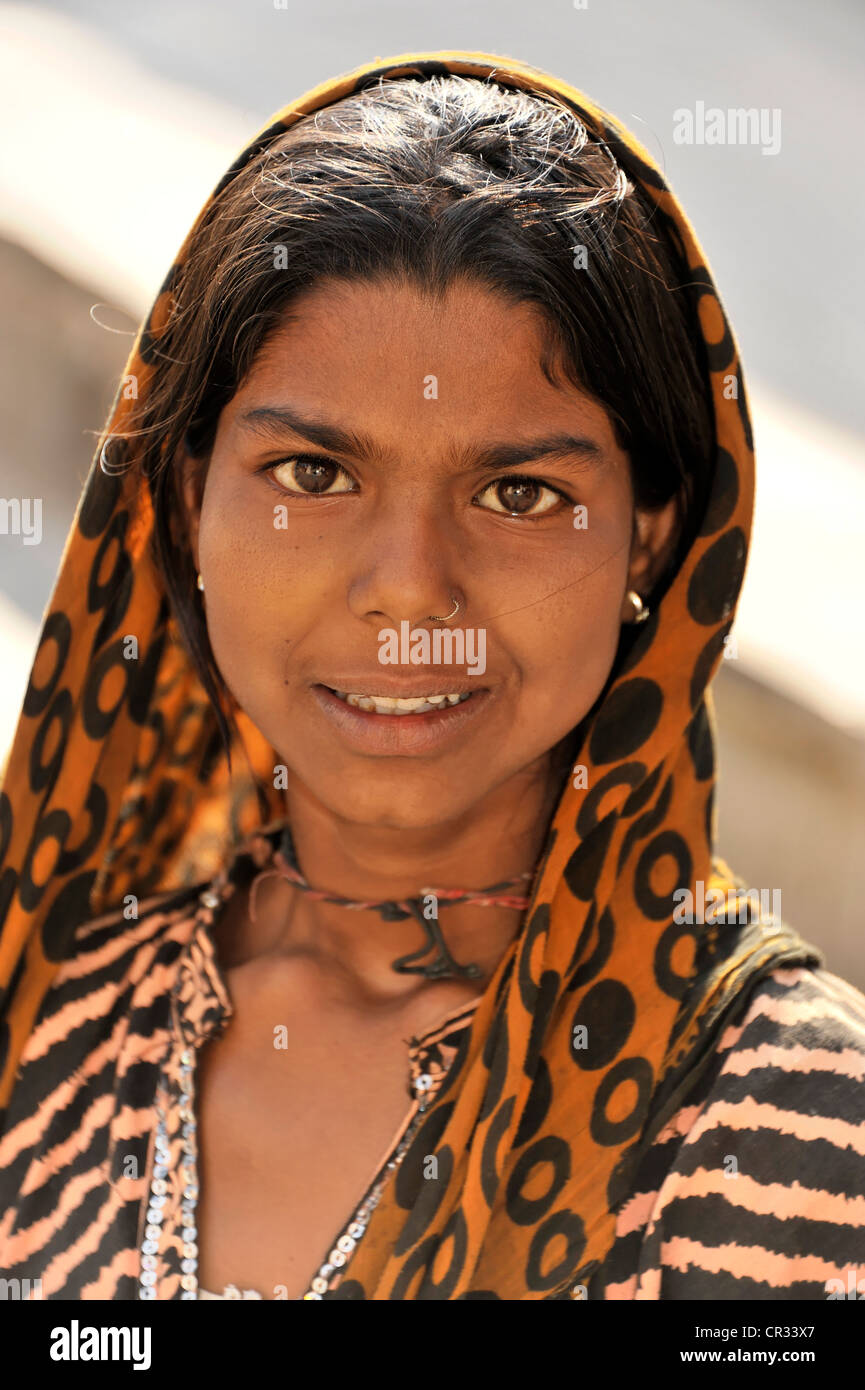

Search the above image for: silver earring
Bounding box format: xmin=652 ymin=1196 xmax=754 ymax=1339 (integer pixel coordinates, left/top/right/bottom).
xmin=627 ymin=590 xmax=649 ymax=624
xmin=426 ymin=596 xmax=460 ymax=623
xmin=196 ymin=572 xmax=205 ymax=592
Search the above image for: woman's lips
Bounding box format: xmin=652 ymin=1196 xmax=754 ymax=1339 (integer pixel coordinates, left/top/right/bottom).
xmin=311 ymin=682 xmax=492 ymax=754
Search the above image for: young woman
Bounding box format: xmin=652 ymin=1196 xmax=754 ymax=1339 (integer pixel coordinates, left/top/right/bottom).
xmin=1 ymin=50 xmax=863 ymax=1302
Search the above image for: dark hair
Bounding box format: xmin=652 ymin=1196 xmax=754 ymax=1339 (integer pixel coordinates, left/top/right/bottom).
xmin=119 ymin=73 xmax=715 ymax=759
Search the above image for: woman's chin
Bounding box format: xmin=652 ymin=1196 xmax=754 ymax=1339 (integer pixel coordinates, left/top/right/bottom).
xmin=307 ymin=780 xmax=486 ymax=835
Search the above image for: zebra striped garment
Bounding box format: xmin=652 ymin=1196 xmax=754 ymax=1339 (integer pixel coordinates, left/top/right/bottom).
xmin=1 ymin=828 xmax=863 ymax=1299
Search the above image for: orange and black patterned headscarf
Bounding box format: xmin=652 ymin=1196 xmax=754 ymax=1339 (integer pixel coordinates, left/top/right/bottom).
xmin=0 ymin=51 xmax=820 ymax=1298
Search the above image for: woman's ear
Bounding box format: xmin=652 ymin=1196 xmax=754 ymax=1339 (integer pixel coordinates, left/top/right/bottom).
xmin=620 ymin=494 xmax=681 ymax=622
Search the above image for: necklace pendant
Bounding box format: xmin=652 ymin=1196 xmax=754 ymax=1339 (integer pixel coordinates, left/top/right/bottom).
xmin=389 ymin=902 xmax=482 ymax=981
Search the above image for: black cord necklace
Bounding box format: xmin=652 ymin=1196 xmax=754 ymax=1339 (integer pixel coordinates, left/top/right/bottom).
xmin=247 ymin=823 xmax=535 ymax=982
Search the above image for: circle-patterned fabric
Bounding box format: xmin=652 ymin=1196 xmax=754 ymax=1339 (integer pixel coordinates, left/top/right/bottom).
xmin=0 ymin=50 xmax=820 ymax=1299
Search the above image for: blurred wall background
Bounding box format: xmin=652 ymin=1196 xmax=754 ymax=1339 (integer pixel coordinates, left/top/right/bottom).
xmin=1 ymin=0 xmax=863 ymax=985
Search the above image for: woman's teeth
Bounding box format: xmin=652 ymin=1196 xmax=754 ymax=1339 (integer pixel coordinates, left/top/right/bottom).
xmin=330 ymin=690 xmax=472 ymax=715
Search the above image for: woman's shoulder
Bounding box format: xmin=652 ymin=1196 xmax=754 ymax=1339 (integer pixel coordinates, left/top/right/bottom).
xmin=598 ymin=964 xmax=865 ymax=1299
xmin=0 ymin=881 xmax=208 ymax=1130
xmin=0 ymin=877 xmax=219 ymax=1281
xmin=672 ymin=963 xmax=865 ymax=1152
xmin=698 ymin=961 xmax=865 ymax=1088
xmin=41 ymin=879 xmax=210 ymax=1003
xmin=0 ymin=826 xmax=279 ymax=1150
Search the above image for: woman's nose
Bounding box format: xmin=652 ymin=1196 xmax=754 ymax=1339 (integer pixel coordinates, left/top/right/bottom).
xmin=345 ymin=499 xmax=464 ymax=628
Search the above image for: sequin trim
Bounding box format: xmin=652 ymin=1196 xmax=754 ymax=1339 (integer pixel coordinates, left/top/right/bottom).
xmin=138 ymin=1030 xmax=440 ymax=1300
xmin=137 ymin=861 xmax=475 ymax=1301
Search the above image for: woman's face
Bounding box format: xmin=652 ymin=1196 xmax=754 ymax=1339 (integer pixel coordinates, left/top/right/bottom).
xmin=183 ymin=277 xmax=675 ymax=830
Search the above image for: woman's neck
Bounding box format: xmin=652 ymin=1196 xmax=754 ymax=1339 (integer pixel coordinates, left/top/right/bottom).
xmin=218 ymin=758 xmax=563 ymax=1004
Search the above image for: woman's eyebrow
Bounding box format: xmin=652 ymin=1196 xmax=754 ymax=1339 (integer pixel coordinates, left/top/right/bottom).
xmin=239 ymin=405 xmax=607 ymax=475
xmin=464 ymin=435 xmax=606 ymax=477
xmin=240 ymin=405 xmax=374 ymax=459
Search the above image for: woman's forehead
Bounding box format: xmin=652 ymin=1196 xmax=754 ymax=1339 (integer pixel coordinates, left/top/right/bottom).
xmin=224 ymin=280 xmax=615 ymax=441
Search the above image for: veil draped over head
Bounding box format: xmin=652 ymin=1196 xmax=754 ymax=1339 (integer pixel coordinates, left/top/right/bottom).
xmin=0 ymin=51 xmax=820 ymax=1298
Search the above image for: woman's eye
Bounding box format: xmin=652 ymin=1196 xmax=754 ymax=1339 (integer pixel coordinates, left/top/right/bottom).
xmin=474 ymin=476 xmax=566 ymax=518
xmin=267 ymin=456 xmax=356 ymax=495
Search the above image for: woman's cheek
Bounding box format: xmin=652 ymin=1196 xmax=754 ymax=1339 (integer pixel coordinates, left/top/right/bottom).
xmin=196 ymin=506 xmax=283 ymax=688
xmin=518 ymin=575 xmax=624 ymax=741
